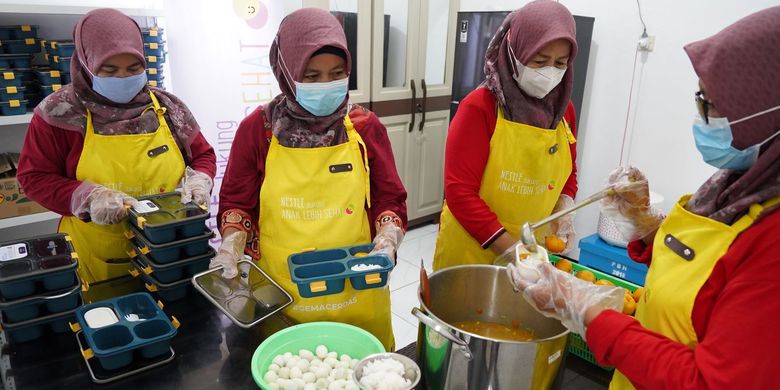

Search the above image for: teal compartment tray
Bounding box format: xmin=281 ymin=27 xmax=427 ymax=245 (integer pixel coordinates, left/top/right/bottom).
xmin=49 ymin=55 xmax=71 ymax=72
xmin=5 ymin=25 xmax=38 ymax=40
xmin=32 ymin=68 xmax=61 ymax=84
xmin=0 ymin=233 xmax=79 ymax=300
xmin=288 ymin=243 xmax=394 ymax=298
xmin=2 ymin=38 xmax=40 ymax=54
xmin=127 ymin=192 xmax=210 ymax=244
xmin=45 ymin=40 xmax=75 ymax=57
xmin=129 ymin=247 xmax=215 ymax=284
xmin=0 ymin=53 xmax=32 ymax=68
xmin=126 ymin=224 xmax=213 ymax=264
xmin=0 ymin=276 xmax=81 ymax=323
xmin=0 ymin=302 xmax=79 ymax=343
xmin=144 ymin=42 xmax=164 ymax=57
xmin=74 ymin=292 xmax=179 ymax=371
xmin=75 ymin=330 xmax=175 ymax=384
xmin=134 ymin=266 xmax=193 ymax=302
xmin=141 ymin=28 xmax=164 ymax=44
xmin=146 ymin=66 xmax=163 ymax=81
xmin=0 ymin=85 xmax=24 ymax=101
xmin=0 ymin=70 xmax=23 ymax=87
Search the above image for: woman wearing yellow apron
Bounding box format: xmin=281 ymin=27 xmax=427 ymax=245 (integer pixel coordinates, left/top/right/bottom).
xmin=17 ymin=9 xmax=216 ymax=301
xmin=507 ymin=7 xmax=780 ymax=388
xmin=213 ymin=8 xmax=407 ymax=351
xmin=433 ymin=2 xmax=580 ymax=270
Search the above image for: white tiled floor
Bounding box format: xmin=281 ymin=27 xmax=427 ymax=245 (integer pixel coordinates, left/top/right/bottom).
xmin=391 ymin=222 xmax=438 ymax=349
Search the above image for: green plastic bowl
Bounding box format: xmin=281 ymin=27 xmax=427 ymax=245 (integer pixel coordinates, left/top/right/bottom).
xmin=252 ymin=321 xmax=385 ymax=389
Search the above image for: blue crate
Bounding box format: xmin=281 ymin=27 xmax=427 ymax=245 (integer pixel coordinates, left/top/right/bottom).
xmin=0 ymin=70 xmax=23 ymax=87
xmin=127 ymin=225 xmax=213 ymax=264
xmin=144 ymin=42 xmax=164 ymax=57
xmin=74 ymin=292 xmax=179 ymax=370
xmin=33 ymin=68 xmax=61 ymax=84
xmin=141 ymin=28 xmax=164 ymax=44
xmin=0 ymin=53 xmax=32 ymax=68
xmin=49 ymin=55 xmax=71 ymax=72
xmin=0 ymin=85 xmax=25 ymax=101
xmin=129 ymin=247 xmax=215 ymax=284
xmin=288 ymin=243 xmax=394 ymax=298
xmin=9 ymin=25 xmax=38 ymax=40
xmin=0 ymin=99 xmax=28 ymax=115
xmin=3 ymin=38 xmax=40 ymax=54
xmin=128 ymin=192 xmax=210 ymax=244
xmin=577 ymin=233 xmax=648 ymax=285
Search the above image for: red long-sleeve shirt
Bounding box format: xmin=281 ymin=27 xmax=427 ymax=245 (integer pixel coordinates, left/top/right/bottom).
xmin=445 ymin=87 xmax=578 ymax=247
xmin=586 ymin=209 xmax=780 ymax=389
xmin=17 ymin=113 xmax=217 ymax=216
xmin=217 ymin=105 xmax=407 ymax=239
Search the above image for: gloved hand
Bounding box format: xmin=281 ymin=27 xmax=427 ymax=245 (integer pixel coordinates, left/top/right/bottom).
xmin=507 ymin=259 xmax=624 ymax=339
xmin=70 ymin=182 xmax=139 ymax=225
xmin=210 ymin=230 xmax=247 ymax=279
xmin=549 ymin=194 xmax=576 ymax=255
xmin=368 ymin=215 xmax=405 ymax=263
xmin=601 ymin=166 xmax=665 ymax=242
xmin=180 ymin=166 xmax=213 ymax=208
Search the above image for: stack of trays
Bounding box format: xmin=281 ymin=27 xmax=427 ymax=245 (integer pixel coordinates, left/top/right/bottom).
xmin=71 ymin=292 xmax=178 ymax=382
xmin=32 ymin=67 xmax=62 ymax=100
xmin=288 ymin=244 xmax=394 ymax=298
xmin=0 ymin=233 xmax=83 ymax=343
xmin=141 ymin=28 xmax=166 ymax=89
xmin=0 ymin=25 xmax=39 ymax=115
xmin=43 ymin=39 xmax=74 ymax=81
xmin=125 ymin=192 xmax=211 ymax=301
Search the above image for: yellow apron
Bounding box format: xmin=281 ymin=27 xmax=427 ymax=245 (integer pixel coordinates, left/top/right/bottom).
xmin=609 ymin=195 xmax=780 ymax=389
xmin=59 ymin=92 xmax=185 ymax=299
xmin=433 ymin=107 xmax=574 ymax=270
xmin=258 ymin=115 xmax=394 ymax=351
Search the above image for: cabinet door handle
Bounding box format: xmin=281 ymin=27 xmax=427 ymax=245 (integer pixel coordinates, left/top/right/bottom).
xmin=408 ymin=79 xmax=417 ymax=133
xmin=418 ymin=78 xmax=427 ymax=132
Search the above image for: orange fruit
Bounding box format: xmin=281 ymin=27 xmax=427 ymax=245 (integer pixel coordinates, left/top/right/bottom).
xmin=545 ymin=235 xmax=567 ymax=253
xmin=574 ymin=270 xmax=595 ymax=283
xmin=594 ymin=279 xmax=614 ymax=287
xmin=622 ymin=290 xmax=636 ymax=315
xmin=632 ymin=287 xmax=645 ymax=302
xmin=555 ymin=259 xmax=573 ymax=273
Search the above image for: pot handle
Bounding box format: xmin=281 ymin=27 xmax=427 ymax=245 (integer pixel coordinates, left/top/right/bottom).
xmin=412 ymin=307 xmax=473 ymax=360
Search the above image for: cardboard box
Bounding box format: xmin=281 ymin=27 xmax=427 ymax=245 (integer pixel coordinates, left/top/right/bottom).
xmin=0 ymin=176 xmax=49 ymax=219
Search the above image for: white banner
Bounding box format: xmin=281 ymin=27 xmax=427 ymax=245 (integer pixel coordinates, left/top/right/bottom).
xmin=163 ymin=0 xmax=287 ymax=244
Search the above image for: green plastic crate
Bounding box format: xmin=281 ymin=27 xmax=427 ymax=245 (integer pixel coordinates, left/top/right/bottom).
xmin=549 ymin=255 xmax=641 ymax=370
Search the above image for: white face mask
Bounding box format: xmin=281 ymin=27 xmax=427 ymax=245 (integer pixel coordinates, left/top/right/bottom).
xmin=506 ymin=36 xmax=566 ymax=99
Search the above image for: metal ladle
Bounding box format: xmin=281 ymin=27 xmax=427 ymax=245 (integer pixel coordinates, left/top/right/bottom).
xmin=520 ymin=187 xmax=616 ymax=253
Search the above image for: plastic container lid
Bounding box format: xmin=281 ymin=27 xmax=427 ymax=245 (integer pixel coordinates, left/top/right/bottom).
xmin=0 ymin=234 xmax=78 ymax=283
xmin=192 ymin=260 xmax=293 ymax=328
xmin=84 ymin=307 xmax=119 ymax=329
xmin=128 ymin=192 xmax=209 ymax=229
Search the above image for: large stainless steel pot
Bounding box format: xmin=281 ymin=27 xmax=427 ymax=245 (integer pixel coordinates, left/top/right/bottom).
xmin=413 ymin=264 xmax=568 ymax=390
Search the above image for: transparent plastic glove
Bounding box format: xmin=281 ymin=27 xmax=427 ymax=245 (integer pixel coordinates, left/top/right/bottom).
xmin=601 ymin=166 xmax=665 ymax=242
xmin=210 ymin=230 xmax=247 ymax=279
xmin=180 ymin=167 xmax=213 ymax=208
xmin=70 ymin=182 xmax=139 ymax=225
xmin=369 ymin=223 xmax=404 ymax=264
xmin=507 ymin=260 xmax=624 ymax=339
xmin=549 ymin=194 xmax=576 ymax=255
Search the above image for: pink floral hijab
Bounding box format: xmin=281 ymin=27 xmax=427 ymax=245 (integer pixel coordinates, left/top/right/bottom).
xmin=482 ymin=0 xmax=577 ymax=129
xmin=684 ymin=6 xmax=780 ymax=224
xmin=33 ymin=8 xmax=201 ymax=157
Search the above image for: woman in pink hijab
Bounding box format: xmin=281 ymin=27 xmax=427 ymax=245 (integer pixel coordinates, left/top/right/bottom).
xmin=433 ymin=0 xmax=580 ymax=270
xmin=17 ymin=9 xmax=216 ymax=294
xmin=509 ymin=6 xmax=780 ymax=388
xmin=213 ymin=8 xmax=406 ymax=350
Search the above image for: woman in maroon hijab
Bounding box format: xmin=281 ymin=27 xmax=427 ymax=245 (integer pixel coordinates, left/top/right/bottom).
xmin=433 ymin=0 xmax=580 ymax=270
xmin=17 ymin=9 xmax=216 ymax=296
xmin=213 ymin=8 xmax=406 ymax=350
xmin=509 ymin=6 xmax=780 ymax=388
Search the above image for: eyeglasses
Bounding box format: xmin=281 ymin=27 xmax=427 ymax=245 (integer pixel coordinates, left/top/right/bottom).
xmin=695 ymin=90 xmax=712 ymax=124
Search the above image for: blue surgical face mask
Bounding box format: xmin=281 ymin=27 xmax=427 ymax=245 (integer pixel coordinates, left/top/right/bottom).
xmin=92 ymin=72 xmax=148 ymax=104
xmin=294 ymin=78 xmax=349 ymax=117
xmin=692 ymin=105 xmax=780 ymax=170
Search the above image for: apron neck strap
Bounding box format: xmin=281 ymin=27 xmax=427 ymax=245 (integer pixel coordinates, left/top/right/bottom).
xmin=343 ymin=115 xmax=371 ymax=209
xmin=731 ymin=196 xmax=780 ymax=232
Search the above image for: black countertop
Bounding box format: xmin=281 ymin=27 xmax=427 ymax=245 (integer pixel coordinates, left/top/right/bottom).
xmin=0 ymin=294 xmax=612 ymax=389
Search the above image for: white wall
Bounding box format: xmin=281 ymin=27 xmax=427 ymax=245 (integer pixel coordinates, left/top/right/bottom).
xmin=459 ymin=0 xmax=777 ymax=248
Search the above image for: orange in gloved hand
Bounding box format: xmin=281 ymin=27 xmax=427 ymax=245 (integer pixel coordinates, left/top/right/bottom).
xmin=632 ymin=287 xmax=645 ymax=302
xmin=622 ymin=290 xmax=636 ymax=315
xmin=555 ymin=259 xmax=573 ymax=273
xmin=545 ymin=235 xmax=567 ymax=253
xmin=575 ymin=270 xmax=595 ymax=283
xmin=595 ymin=279 xmax=614 ymax=287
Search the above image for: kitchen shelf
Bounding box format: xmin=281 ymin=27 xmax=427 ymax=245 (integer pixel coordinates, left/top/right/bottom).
xmin=0 ymin=113 xmax=33 ymax=127
xmin=0 ymin=4 xmax=164 ymax=17
xmin=0 ymin=211 xmax=59 ymax=229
